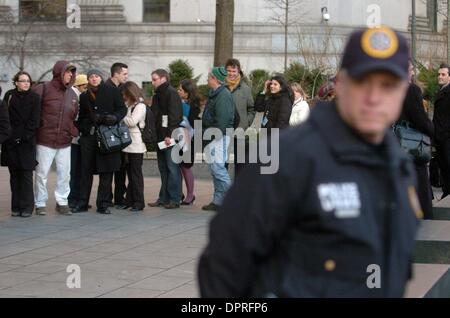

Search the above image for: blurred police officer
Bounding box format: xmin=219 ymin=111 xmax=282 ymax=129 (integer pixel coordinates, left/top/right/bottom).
xmin=198 ymin=27 xmax=421 ymax=298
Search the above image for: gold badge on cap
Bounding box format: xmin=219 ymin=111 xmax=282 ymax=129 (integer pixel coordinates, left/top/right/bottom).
xmin=361 ymin=27 xmax=399 ymax=59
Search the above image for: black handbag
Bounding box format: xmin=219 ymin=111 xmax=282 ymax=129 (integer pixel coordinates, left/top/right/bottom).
xmin=393 ymin=120 xmax=431 ymax=164
xmin=96 ymin=122 xmax=132 ymax=154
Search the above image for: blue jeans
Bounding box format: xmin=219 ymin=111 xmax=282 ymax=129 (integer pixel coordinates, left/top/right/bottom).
xmin=205 ymin=136 xmax=231 ymax=205
xmin=157 ymin=148 xmax=182 ymax=204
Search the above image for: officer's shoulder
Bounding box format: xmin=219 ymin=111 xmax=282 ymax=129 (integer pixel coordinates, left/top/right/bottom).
xmin=280 ymin=119 xmax=323 ymax=154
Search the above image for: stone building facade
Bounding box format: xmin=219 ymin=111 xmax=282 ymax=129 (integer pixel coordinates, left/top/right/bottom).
xmin=0 ymin=0 xmax=447 ymax=94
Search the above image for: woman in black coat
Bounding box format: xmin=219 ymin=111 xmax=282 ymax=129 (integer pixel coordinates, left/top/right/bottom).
xmin=254 ymin=74 xmax=294 ymax=132
xmin=1 ymin=71 xmax=41 ymax=217
xmin=397 ymin=73 xmax=434 ymax=219
xmin=73 ymin=69 xmax=127 ymax=214
xmin=0 ymin=98 xmax=10 ymax=144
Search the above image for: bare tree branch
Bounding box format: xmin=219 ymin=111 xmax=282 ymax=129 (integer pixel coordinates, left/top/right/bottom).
xmin=265 ymin=0 xmax=311 ymax=72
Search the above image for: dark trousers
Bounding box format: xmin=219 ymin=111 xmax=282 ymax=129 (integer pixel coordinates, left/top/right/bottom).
xmin=157 ymin=148 xmax=182 ymax=204
xmin=415 ymin=164 xmax=433 ymax=219
xmin=125 ymin=153 xmax=145 ymax=210
xmin=79 ymin=171 xmax=113 ymax=210
xmin=97 ymin=173 xmax=114 ymax=210
xmin=233 ymin=136 xmax=248 ymax=178
xmin=436 ymin=140 xmax=450 ymax=195
xmin=8 ymin=168 xmax=34 ymax=213
xmin=109 ymin=152 xmax=127 ymax=206
xmin=232 ymin=135 xmax=258 ymax=179
xmin=68 ymin=144 xmax=81 ymax=207
xmin=79 ymin=137 xmax=114 ymax=210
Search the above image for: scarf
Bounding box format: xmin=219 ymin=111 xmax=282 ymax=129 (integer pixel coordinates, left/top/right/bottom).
xmin=88 ymin=84 xmax=99 ymax=101
xmin=226 ymin=74 xmax=241 ymax=92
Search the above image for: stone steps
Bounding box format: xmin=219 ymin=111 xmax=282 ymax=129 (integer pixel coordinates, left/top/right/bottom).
xmin=409 ymin=215 xmax=450 ymax=297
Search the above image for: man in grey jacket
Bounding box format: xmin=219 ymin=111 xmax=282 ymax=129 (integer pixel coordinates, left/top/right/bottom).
xmin=225 ymin=58 xmax=255 ymax=176
xmin=202 ymin=66 xmax=235 ymax=211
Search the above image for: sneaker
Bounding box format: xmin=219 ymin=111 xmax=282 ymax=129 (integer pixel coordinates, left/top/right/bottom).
xmin=202 ymin=202 xmax=220 ymax=211
xmin=11 ymin=211 xmax=20 ymax=217
xmin=35 ymin=207 xmax=47 ymax=216
xmin=56 ymin=204 xmax=72 ymax=215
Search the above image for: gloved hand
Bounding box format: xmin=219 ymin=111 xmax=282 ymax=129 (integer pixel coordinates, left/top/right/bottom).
xmin=103 ymin=114 xmax=117 ymax=126
xmin=94 ymin=114 xmax=103 ymax=124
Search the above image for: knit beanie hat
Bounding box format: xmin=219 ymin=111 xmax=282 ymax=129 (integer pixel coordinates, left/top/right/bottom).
xmin=87 ymin=69 xmax=104 ymax=80
xmin=211 ymin=66 xmax=227 ymax=84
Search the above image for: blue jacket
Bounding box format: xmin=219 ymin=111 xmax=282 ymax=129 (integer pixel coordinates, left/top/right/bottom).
xmin=202 ymin=85 xmax=235 ymax=135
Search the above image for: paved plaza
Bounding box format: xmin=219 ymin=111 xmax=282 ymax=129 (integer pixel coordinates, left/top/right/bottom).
xmin=0 ymin=167 xmax=214 ymax=298
xmin=0 ymin=166 xmax=450 ymax=298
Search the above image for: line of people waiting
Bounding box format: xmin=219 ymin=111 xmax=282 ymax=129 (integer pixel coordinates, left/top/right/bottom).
xmin=0 ymin=58 xmax=312 ymax=217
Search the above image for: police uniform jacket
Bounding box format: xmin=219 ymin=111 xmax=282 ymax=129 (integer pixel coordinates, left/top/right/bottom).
xmin=198 ymin=101 xmax=420 ymax=298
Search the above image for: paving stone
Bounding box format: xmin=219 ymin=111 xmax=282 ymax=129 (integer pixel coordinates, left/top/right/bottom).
xmin=157 ymin=283 xmax=200 ymax=298
xmin=0 ymin=271 xmax=46 ymax=289
xmin=0 ymin=281 xmax=63 ymax=297
xmin=27 ymin=243 xmax=86 ymax=257
xmin=0 ymin=263 xmax=23 ymax=273
xmin=105 ymin=253 xmax=189 ymax=269
xmin=51 ymin=251 xmax=111 ymax=264
xmin=13 ymin=261 xmax=70 ymax=274
xmin=127 ymin=274 xmax=193 ymax=291
xmin=0 ymin=253 xmax=54 ymax=266
xmin=83 ymin=242 xmax=139 ymax=254
xmin=405 ymin=264 xmax=450 ymax=298
xmin=98 ymin=287 xmax=164 ymax=298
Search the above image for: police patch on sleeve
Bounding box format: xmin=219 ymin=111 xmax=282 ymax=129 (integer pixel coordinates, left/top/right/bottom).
xmin=317 ymin=183 xmax=361 ymax=218
xmin=361 ymin=27 xmax=399 ymax=59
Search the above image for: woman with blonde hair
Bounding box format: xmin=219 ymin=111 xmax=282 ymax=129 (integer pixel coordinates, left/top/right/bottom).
xmin=289 ymin=83 xmax=310 ymax=126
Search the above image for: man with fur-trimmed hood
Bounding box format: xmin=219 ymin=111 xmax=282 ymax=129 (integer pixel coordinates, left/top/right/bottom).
xmin=33 ymin=60 xmax=79 ymax=216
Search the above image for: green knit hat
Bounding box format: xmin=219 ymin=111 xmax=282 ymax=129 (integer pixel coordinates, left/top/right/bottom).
xmin=211 ymin=66 xmax=227 ymax=84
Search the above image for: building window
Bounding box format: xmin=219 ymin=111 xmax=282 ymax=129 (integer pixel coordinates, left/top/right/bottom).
xmin=20 ymin=0 xmax=66 ymax=22
xmin=143 ymin=0 xmax=170 ymax=22
xmin=427 ymin=0 xmax=438 ymax=32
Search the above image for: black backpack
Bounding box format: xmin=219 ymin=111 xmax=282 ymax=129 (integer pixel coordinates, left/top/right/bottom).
xmin=132 ymin=103 xmax=157 ymax=150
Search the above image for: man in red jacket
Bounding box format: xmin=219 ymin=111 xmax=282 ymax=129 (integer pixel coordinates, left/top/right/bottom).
xmin=33 ymin=60 xmax=79 ymax=216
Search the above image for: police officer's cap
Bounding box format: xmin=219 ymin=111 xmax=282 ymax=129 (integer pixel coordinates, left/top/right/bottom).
xmin=340 ymin=26 xmax=410 ymax=80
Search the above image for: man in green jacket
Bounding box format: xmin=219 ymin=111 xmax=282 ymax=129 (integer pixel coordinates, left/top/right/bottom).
xmin=202 ymin=66 xmax=235 ymax=211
